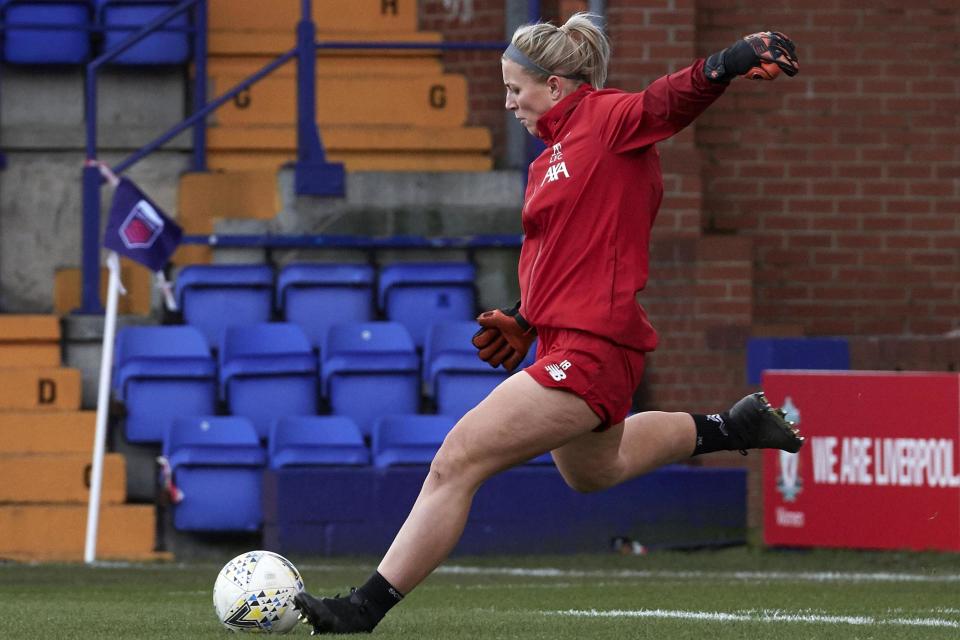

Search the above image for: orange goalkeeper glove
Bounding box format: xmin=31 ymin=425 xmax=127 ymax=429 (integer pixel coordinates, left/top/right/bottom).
xmin=471 ymin=301 xmax=536 ymax=373
xmin=704 ymin=31 xmax=799 ymax=83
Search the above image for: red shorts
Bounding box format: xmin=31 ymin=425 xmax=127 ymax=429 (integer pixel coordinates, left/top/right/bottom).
xmin=524 ymin=327 xmax=646 ymax=431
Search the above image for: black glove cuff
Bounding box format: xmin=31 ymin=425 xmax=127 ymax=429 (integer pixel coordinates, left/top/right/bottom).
xmin=704 ymin=39 xmax=755 ymax=84
xmin=499 ymin=299 xmax=535 ymax=334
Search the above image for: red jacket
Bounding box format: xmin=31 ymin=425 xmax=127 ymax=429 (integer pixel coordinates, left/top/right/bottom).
xmin=518 ymin=59 xmax=726 ymax=352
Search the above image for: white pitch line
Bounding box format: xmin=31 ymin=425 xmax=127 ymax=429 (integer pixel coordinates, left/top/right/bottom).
xmin=437 ymin=565 xmax=960 ymax=584
xmin=547 ymin=609 xmax=960 ymax=628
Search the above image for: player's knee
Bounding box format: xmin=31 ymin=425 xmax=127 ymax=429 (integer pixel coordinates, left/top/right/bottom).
xmin=428 ymin=434 xmax=482 ymax=488
xmin=557 ymin=465 xmax=620 ymax=494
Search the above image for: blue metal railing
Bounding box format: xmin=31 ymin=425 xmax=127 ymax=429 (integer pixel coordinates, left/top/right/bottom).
xmin=181 ymin=233 xmax=523 ymax=250
xmin=71 ymin=0 xmax=542 ymax=313
xmin=80 ymin=0 xmax=209 ymax=313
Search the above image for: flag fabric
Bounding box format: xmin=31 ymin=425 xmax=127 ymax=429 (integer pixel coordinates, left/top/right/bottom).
xmin=103 ymin=177 xmax=182 ymax=271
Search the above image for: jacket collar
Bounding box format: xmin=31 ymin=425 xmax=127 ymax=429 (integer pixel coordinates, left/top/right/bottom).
xmin=536 ymin=83 xmax=594 ymax=145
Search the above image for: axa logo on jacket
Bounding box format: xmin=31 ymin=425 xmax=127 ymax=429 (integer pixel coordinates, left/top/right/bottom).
xmin=540 ymin=143 xmax=571 ymax=186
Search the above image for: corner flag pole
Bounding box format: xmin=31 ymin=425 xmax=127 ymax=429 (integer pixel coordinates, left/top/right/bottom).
xmin=84 ymin=164 xmax=125 ymax=565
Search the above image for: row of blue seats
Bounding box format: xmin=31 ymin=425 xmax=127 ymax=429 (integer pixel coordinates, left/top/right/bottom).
xmin=115 ymin=321 xmax=533 ymax=443
xmin=1 ymin=0 xmax=190 ymax=65
xmin=175 ymin=263 xmax=477 ymax=350
xmin=165 ymin=414 xmax=551 ymax=532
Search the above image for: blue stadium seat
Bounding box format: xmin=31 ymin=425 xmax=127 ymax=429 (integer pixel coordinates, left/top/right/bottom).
xmin=2 ymin=1 xmax=92 ymax=63
xmin=378 ymin=262 xmax=476 ymax=348
xmin=277 ymin=263 xmax=375 ymax=349
xmin=96 ymin=0 xmax=189 ymax=64
xmin=113 ymin=325 xmax=216 ymax=443
xmin=175 ymin=264 xmax=274 ymax=349
xmin=372 ymin=415 xmax=454 ymax=469
xmin=220 ymin=323 xmax=318 ymax=439
xmin=164 ymin=416 xmax=265 ymax=531
xmin=423 ymin=321 xmax=507 ymax=419
xmin=746 ymin=337 xmax=850 ymax=385
xmin=268 ymin=416 xmax=369 ymax=469
xmin=322 ymin=321 xmax=420 ymax=438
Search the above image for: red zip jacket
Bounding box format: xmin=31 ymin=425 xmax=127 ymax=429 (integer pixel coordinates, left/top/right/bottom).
xmin=518 ymin=59 xmax=726 ymax=352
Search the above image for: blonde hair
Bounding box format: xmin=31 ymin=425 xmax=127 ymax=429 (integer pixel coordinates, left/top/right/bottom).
xmin=507 ymin=12 xmax=610 ymax=88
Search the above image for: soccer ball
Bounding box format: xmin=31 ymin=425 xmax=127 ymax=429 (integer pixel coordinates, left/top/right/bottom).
xmin=213 ymin=550 xmax=305 ymax=633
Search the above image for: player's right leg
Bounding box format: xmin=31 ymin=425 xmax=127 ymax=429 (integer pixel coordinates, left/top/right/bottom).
xmin=294 ymin=370 xmax=602 ymax=635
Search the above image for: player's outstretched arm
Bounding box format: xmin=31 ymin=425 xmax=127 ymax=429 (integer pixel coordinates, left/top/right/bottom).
xmin=704 ymin=31 xmax=799 ymax=83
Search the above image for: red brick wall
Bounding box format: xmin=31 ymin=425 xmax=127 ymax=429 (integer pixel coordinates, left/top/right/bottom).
xmin=696 ymin=1 xmax=960 ymax=336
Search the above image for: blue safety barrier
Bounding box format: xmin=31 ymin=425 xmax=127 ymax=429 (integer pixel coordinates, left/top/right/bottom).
xmin=263 ymin=465 xmax=747 ymax=555
xmin=747 ymin=337 xmax=850 ymax=385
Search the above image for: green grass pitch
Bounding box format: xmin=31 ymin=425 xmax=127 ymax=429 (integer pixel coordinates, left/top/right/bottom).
xmin=5 ymin=546 xmax=959 ymax=639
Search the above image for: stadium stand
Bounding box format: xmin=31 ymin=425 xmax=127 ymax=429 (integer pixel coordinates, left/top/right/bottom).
xmin=0 ymin=315 xmax=161 ymax=561
xmin=378 ymin=262 xmax=476 ymax=348
xmin=277 ymin=263 xmax=375 ymax=349
xmin=97 ymin=0 xmax=190 ymax=64
xmin=201 ymin=0 xmax=492 ymax=174
xmin=372 ymin=414 xmax=454 ymax=469
xmin=174 ymin=264 xmax=274 ymax=348
xmin=268 ymin=415 xmax=369 ymax=469
xmin=321 ymin=321 xmax=420 ymax=437
xmin=219 ymin=323 xmax=318 ymax=439
xmin=423 ymin=320 xmax=506 ymax=418
xmin=164 ymin=415 xmax=265 ymax=531
xmin=1 ymin=0 xmax=92 ymax=63
xmin=113 ymin=325 xmax=216 ymax=443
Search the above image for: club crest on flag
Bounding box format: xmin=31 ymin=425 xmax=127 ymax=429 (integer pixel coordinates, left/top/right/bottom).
xmin=103 ymin=177 xmax=182 ymax=272
xmin=118 ymin=199 xmax=164 ymax=249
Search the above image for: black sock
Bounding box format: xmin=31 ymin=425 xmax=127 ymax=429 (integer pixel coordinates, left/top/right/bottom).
xmin=356 ymin=571 xmax=404 ymax=619
xmin=691 ymin=412 xmax=746 ymax=456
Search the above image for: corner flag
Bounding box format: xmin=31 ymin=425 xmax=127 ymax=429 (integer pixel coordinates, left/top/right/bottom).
xmin=103 ymin=177 xmax=182 ymax=271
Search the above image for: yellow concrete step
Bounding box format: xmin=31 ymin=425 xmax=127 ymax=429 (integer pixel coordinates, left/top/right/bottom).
xmin=0 ymin=504 xmax=161 ymax=562
xmin=209 ymin=0 xmax=418 ymax=36
xmin=206 ymin=151 xmax=492 ymax=172
xmin=208 ymin=0 xmax=418 ymax=42
xmin=171 ymin=170 xmax=280 ymax=265
xmin=0 ymin=367 xmax=81 ymax=411
xmin=208 ymin=124 xmax=491 ymax=152
xmin=0 ymin=411 xmax=95 ymax=454
xmin=210 ymin=29 xmax=443 ymax=58
xmin=178 ymin=170 xmax=279 ymax=223
xmin=54 ymin=259 xmax=153 ymax=316
xmin=0 ymin=315 xmax=59 ymax=341
xmin=206 ymin=124 xmax=493 ymax=172
xmin=0 ymin=315 xmax=61 ymax=367
xmin=209 ymin=73 xmax=468 ymax=127
xmin=206 ymin=55 xmax=443 ymax=79
xmin=0 ymin=453 xmax=126 ymax=504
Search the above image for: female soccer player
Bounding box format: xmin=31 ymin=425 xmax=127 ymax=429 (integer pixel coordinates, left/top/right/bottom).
xmin=296 ymin=14 xmax=801 ymax=634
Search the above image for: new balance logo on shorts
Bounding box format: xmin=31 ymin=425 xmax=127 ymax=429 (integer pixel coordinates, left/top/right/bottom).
xmin=545 ymin=359 xmax=572 ymax=382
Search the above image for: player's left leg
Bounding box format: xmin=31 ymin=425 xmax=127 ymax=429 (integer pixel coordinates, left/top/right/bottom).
xmin=551 ymin=411 xmax=695 ymax=492
xmin=552 ymin=392 xmax=803 ymax=493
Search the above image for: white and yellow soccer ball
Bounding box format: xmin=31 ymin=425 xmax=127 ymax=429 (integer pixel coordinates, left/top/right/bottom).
xmin=213 ymin=550 xmax=305 ymax=633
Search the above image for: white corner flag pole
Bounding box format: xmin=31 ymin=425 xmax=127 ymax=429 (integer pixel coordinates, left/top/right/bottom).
xmin=84 ymin=250 xmax=126 ymax=564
